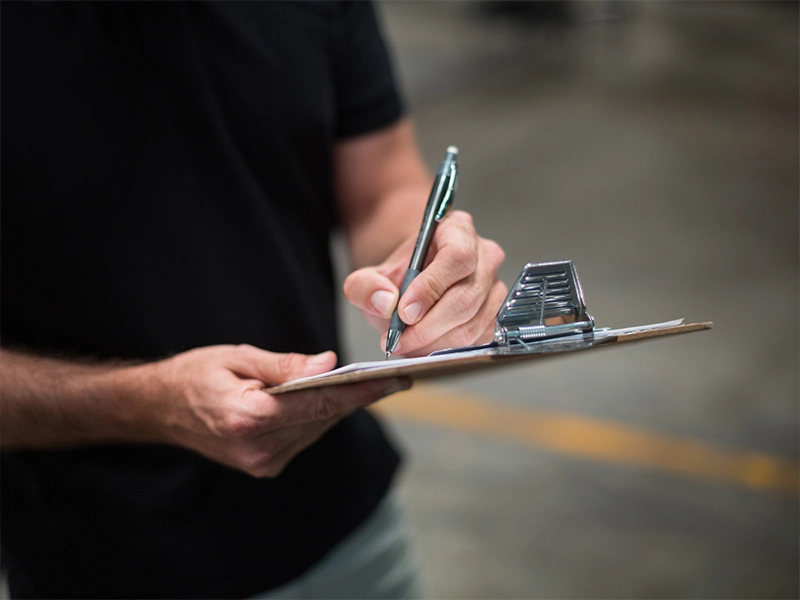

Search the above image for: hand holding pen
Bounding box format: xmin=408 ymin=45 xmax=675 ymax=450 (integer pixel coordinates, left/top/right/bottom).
xmin=385 ymin=146 xmax=459 ymax=358
xmin=343 ymin=146 xmax=508 ymax=359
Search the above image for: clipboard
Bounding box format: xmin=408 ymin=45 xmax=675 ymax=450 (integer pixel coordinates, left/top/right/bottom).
xmin=268 ymin=261 xmax=712 ymax=394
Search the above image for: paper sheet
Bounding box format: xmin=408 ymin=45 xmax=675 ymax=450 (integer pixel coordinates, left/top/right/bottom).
xmin=272 ymin=318 xmax=687 ymax=391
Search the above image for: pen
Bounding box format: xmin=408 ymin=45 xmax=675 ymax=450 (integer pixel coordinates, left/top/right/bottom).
xmin=385 ymin=146 xmax=459 ymax=359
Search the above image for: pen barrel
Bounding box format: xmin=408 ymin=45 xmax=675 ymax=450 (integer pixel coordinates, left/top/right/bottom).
xmin=399 ymin=267 xmax=420 ymax=297
xmin=389 ymin=268 xmax=420 ymax=332
xmin=388 ymin=310 xmax=406 ymax=336
xmin=408 ymin=192 xmax=443 ymax=271
xmin=387 ymin=147 xmax=457 ymax=357
xmin=407 ymin=149 xmax=457 ymax=271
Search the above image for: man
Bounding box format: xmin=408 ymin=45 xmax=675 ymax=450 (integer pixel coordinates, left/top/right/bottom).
xmin=0 ymin=2 xmax=506 ymax=598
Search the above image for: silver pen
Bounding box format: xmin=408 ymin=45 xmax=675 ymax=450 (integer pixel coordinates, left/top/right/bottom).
xmin=385 ymin=146 xmax=459 ymax=358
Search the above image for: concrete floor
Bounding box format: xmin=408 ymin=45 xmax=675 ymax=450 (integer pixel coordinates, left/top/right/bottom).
xmin=335 ymin=2 xmax=799 ymax=598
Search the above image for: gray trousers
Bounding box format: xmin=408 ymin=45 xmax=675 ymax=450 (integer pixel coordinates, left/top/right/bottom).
xmin=251 ymin=491 xmax=428 ymax=600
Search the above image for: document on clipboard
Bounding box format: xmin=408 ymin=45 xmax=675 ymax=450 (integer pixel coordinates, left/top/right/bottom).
xmin=267 ymin=261 xmax=713 ymax=394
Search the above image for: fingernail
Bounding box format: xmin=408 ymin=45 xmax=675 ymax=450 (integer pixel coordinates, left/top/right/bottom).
xmin=370 ymin=290 xmax=395 ymax=317
xmin=403 ymin=302 xmax=423 ymax=323
xmin=307 ymin=351 xmax=334 ymax=366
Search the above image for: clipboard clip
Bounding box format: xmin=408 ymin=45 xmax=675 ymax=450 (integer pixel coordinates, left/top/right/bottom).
xmin=494 ymin=260 xmax=594 ymax=348
xmin=431 ymin=260 xmax=594 ymax=356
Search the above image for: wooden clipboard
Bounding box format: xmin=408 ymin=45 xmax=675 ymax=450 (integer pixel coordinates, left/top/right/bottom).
xmin=268 ymin=321 xmax=712 ymax=394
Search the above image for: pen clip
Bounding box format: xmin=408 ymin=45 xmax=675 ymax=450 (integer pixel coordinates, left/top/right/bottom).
xmin=435 ymin=162 xmax=458 ymax=222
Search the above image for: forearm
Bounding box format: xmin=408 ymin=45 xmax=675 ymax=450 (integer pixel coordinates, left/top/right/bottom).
xmin=334 ymin=119 xmax=432 ymax=269
xmin=0 ymin=349 xmax=163 ymax=449
xmin=346 ymin=180 xmax=432 ymax=269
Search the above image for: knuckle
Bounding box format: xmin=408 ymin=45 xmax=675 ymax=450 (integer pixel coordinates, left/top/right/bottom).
xmin=453 ymin=243 xmax=478 ymax=273
xmin=417 ymin=271 xmax=450 ymax=305
xmin=484 ymin=239 xmax=505 ymax=266
xmin=453 ymin=320 xmax=484 ymax=347
xmin=451 ymin=209 xmax=474 ymax=229
xmin=234 ymin=343 xmax=264 ymax=369
xmin=466 ymin=314 xmax=488 ymax=341
xmin=449 ymin=288 xmax=480 ymax=322
xmin=277 ymin=352 xmax=301 ymax=377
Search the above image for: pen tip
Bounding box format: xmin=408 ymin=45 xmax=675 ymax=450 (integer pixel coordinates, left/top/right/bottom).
xmin=385 ymin=329 xmax=401 ymax=359
xmin=447 ymin=145 xmax=458 ymax=155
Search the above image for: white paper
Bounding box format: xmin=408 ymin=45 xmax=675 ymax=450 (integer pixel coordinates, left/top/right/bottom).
xmin=278 ymin=319 xmax=685 ymax=388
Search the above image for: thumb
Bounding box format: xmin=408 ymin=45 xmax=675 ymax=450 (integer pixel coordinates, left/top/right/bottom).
xmin=343 ymin=267 xmax=399 ymax=319
xmin=230 ymin=346 xmax=337 ymax=384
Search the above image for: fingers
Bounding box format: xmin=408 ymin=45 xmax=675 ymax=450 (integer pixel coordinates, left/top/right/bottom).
xmin=167 ymin=343 xmax=412 ymax=478
xmin=226 ymin=345 xmax=338 ymax=385
xmin=248 ymin=416 xmax=343 ymax=478
xmin=395 ymin=281 xmax=507 ymax=357
xmin=342 ymin=207 xmax=506 ymax=356
xmin=387 ymin=233 xmax=506 ymax=356
xmin=391 ymin=279 xmax=508 ymax=357
xmin=267 ymin=376 xmax=412 ymax=428
xmin=344 ymin=211 xmax=481 ymax=327
xmin=239 ymin=375 xmax=412 ymax=478
xmin=396 ymin=211 xmax=479 ymax=325
xmin=343 ymin=268 xmax=399 ymax=320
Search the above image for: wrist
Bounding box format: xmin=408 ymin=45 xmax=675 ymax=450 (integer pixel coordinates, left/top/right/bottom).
xmin=104 ymin=359 xmax=176 ymax=446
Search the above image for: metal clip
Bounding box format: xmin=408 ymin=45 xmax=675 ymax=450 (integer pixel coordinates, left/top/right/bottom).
xmin=493 ymin=261 xmax=594 ymax=348
xmin=435 ymin=162 xmax=458 ymax=222
xmin=429 ymin=260 xmax=594 ymax=357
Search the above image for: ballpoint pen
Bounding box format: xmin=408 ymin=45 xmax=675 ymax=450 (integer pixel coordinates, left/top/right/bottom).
xmin=385 ymin=146 xmax=459 ymax=359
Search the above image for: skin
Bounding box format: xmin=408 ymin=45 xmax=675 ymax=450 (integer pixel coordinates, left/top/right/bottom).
xmin=338 ymin=120 xmax=507 ymax=357
xmin=0 ymin=119 xmax=506 ymax=477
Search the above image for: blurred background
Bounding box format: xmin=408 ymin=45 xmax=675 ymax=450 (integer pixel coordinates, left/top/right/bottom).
xmin=333 ymin=2 xmax=799 ymax=598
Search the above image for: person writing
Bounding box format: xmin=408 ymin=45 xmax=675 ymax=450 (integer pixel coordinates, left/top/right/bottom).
xmin=0 ymin=2 xmax=506 ymax=598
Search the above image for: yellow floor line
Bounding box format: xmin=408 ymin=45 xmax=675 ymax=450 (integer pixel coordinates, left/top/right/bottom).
xmin=371 ymin=385 xmax=800 ymax=497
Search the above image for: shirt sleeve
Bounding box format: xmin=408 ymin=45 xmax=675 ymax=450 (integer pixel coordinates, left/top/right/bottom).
xmin=332 ymin=1 xmax=405 ymax=139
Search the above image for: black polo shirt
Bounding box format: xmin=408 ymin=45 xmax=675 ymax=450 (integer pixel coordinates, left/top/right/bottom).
xmin=1 ymin=2 xmax=403 ymax=597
